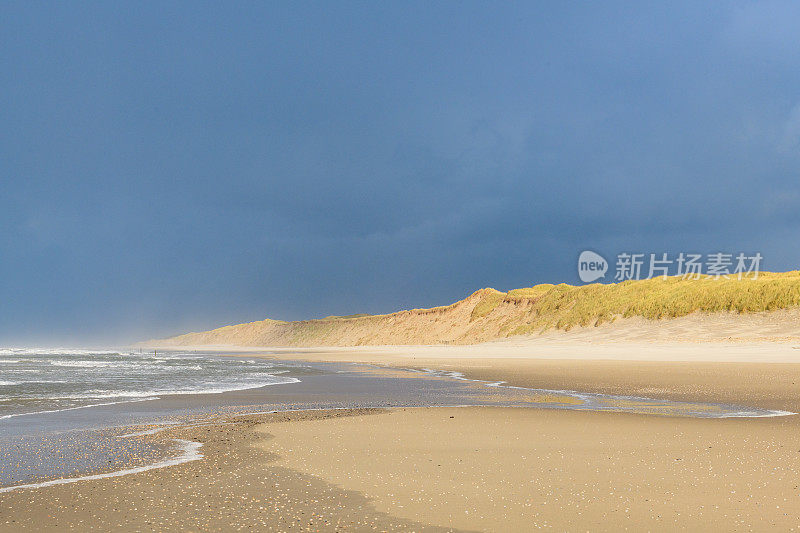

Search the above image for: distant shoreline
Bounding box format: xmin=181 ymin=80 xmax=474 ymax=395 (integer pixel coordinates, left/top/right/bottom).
xmin=142 ymin=333 xmax=800 ymax=364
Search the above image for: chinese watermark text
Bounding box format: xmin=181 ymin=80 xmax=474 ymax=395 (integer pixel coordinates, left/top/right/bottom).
xmin=578 ymin=251 xmax=762 ymax=283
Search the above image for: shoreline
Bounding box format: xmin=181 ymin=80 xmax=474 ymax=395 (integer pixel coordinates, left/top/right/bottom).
xmin=4 ymin=349 xmax=796 ymax=495
xmin=0 ymin=438 xmax=204 ymax=494
xmin=3 ymin=348 xmax=797 ymax=490
xmin=152 ymin=341 xmax=800 ymax=413
xmin=4 ymin=346 xmax=800 ymax=530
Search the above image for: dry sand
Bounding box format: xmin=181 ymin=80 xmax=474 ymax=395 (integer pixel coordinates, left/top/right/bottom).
xmin=262 ymin=406 xmax=800 ymax=532
xmin=158 ymin=308 xmax=800 ymax=364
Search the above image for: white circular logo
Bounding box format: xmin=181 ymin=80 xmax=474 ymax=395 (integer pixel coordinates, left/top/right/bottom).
xmin=578 ymin=250 xmax=608 ymax=283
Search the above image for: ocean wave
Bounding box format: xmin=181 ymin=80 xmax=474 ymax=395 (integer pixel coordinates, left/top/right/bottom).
xmin=5 ymin=380 xmax=69 ymax=384
xmin=46 ymin=360 xmax=208 ymax=370
xmin=0 ymin=349 xmax=302 ymax=421
xmin=71 ymin=377 xmax=300 ymax=399
xmin=0 ymin=376 xmax=301 ymax=416
xmin=47 ymin=360 xmax=120 ymax=368
xmin=0 ymin=348 xmax=124 ymax=357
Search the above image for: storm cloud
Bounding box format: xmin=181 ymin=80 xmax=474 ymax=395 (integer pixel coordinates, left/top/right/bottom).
xmin=2 ymin=2 xmax=800 ymax=343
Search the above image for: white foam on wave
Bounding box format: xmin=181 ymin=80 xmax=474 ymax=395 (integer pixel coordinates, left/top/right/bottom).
xmin=47 ymin=360 xmax=120 ymax=368
xmin=116 ymin=427 xmax=173 ymax=438
xmin=44 ymin=376 xmax=299 ymax=399
xmin=0 ymin=377 xmax=301 ymax=419
xmin=0 ymin=348 xmax=124 ymax=357
xmin=0 ymin=397 xmax=160 ymax=420
xmin=0 ymin=439 xmax=203 ymax=494
xmin=3 ymin=380 xmax=69 ymax=385
xmin=0 ymin=381 xmax=22 ymax=386
xmin=716 ymin=409 xmax=796 ymax=418
xmin=47 ymin=360 xmax=208 ymax=371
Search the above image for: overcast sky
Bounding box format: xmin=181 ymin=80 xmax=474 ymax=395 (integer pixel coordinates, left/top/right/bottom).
xmin=2 ymin=2 xmax=800 ymax=344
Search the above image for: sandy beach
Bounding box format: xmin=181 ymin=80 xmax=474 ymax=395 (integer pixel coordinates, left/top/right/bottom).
xmin=3 ymin=338 xmax=800 ymax=532
xmin=7 ymin=1 xmax=800 ymax=530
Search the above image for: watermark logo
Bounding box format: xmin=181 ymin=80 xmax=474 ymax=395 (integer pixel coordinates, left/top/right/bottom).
xmin=578 ymin=250 xmax=608 ymax=283
xmin=577 ymin=251 xmax=763 ymax=283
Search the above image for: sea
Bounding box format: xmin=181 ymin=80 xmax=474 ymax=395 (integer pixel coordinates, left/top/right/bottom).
xmin=0 ymin=348 xmax=300 ymax=420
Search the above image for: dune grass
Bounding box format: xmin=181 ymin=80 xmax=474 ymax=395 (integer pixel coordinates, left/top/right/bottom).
xmin=505 ymin=271 xmax=800 ymax=334
xmin=506 ymin=284 xmax=557 ymax=299
xmin=470 ymin=289 xmax=506 ymax=321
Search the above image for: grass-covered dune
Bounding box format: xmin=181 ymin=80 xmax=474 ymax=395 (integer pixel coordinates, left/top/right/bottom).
xmin=154 ymin=271 xmax=800 ymax=347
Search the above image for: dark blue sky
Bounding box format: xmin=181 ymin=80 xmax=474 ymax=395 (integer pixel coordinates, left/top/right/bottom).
xmin=2 ymin=2 xmax=800 ymax=344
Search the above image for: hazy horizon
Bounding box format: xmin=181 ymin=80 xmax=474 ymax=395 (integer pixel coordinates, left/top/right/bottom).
xmin=3 ymin=2 xmax=800 ymax=345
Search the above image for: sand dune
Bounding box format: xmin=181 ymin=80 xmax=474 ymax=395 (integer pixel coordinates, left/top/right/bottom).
xmin=150 ymin=272 xmax=800 ymax=347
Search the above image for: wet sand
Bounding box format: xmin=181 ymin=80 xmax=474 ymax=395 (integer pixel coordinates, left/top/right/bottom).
xmin=0 ymin=409 xmax=457 ymax=532
xmin=232 ymin=344 xmax=800 ymax=413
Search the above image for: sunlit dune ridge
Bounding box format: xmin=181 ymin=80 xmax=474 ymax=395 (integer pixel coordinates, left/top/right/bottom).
xmin=153 ymin=271 xmax=800 ymax=346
